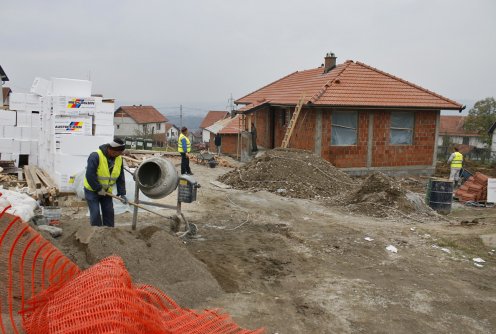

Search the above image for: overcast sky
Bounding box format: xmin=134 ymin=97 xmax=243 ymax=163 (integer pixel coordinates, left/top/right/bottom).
xmin=2 ymin=0 xmax=495 ymax=115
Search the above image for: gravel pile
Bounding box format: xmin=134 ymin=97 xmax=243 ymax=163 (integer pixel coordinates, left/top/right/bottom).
xmin=218 ymin=149 xmax=357 ymax=199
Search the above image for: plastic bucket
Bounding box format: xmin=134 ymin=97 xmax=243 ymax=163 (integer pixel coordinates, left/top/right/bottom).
xmin=427 ymin=178 xmax=453 ymax=215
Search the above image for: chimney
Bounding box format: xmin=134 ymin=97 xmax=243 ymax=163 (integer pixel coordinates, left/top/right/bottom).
xmin=324 ymin=52 xmax=337 ymax=73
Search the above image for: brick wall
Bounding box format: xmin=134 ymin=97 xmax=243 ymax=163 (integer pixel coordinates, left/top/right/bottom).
xmin=371 ymin=110 xmax=436 ymax=167
xmin=208 ymin=132 xmax=238 ymax=155
xmin=242 ymin=107 xmax=437 ymax=169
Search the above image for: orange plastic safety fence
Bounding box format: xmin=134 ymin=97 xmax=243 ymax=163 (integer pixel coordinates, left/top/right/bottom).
xmin=21 ymin=256 xmax=264 ymax=334
xmin=1 ymin=200 xmax=264 ymax=333
xmin=0 ymin=207 xmax=81 ymax=333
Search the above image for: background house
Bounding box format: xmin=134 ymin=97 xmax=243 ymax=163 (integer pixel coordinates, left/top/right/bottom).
xmin=438 ymin=115 xmax=486 ymax=160
xmin=0 ymin=65 xmax=9 ymax=109
xmin=206 ymin=115 xmax=246 ymax=156
xmin=199 ymin=110 xmax=229 ymax=143
xmin=488 ymin=121 xmax=496 ymax=160
xmin=165 ymin=123 xmax=179 ymax=143
xmin=235 ymin=53 xmax=464 ymax=175
xmin=114 ymin=105 xmax=169 ymax=145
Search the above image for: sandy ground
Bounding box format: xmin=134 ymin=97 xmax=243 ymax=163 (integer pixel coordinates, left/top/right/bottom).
xmin=52 ymin=158 xmax=496 ymax=334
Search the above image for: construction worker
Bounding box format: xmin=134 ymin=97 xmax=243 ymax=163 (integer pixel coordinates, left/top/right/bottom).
xmin=178 ymin=127 xmax=193 ymax=175
xmin=447 ymin=146 xmax=463 ymax=185
xmin=84 ymin=138 xmax=127 ymax=227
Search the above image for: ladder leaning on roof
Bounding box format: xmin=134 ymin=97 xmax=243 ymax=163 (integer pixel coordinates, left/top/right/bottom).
xmin=281 ymin=95 xmax=306 ymax=148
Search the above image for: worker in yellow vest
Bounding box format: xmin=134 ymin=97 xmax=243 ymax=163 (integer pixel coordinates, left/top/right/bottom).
xmin=447 ymin=146 xmax=463 ymax=185
xmin=178 ymin=127 xmax=193 ymax=175
xmin=83 ymin=139 xmax=127 ymax=227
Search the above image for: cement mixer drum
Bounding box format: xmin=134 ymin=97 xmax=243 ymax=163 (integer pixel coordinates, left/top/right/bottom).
xmin=135 ymin=157 xmax=178 ymax=199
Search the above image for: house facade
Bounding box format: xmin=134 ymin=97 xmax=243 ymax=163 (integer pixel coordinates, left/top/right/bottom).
xmin=114 ymin=105 xmax=169 ymax=144
xmin=206 ymin=115 xmax=243 ymax=155
xmin=438 ymin=116 xmax=484 ymax=148
xmin=235 ymin=53 xmax=464 ymax=175
xmin=199 ymin=110 xmax=230 ymax=142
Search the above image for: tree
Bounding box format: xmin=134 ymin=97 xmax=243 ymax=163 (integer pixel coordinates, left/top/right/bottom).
xmin=463 ymin=97 xmax=496 ymax=146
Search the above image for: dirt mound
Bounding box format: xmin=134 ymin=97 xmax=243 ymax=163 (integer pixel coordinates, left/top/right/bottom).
xmin=53 ymin=222 xmax=223 ymax=308
xmin=343 ymin=172 xmax=432 ymax=218
xmin=218 ymin=148 xmax=357 ymax=199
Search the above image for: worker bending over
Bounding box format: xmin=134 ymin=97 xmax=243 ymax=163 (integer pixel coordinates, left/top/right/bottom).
xmin=84 ymin=138 xmax=127 ymax=227
xmin=447 ymin=146 xmax=463 ymax=186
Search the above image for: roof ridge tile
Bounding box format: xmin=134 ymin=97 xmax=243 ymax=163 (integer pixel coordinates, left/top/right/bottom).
xmin=310 ymin=61 xmax=354 ymax=103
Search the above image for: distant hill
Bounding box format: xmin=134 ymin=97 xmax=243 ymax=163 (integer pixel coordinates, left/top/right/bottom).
xmin=165 ymin=115 xmax=205 ymax=131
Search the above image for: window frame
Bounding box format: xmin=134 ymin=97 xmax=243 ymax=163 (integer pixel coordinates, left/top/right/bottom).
xmin=330 ymin=111 xmax=358 ymax=146
xmin=389 ymin=112 xmax=415 ymax=145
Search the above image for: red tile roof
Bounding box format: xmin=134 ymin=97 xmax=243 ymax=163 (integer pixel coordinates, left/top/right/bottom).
xmin=439 ymin=116 xmax=479 ymax=137
xmin=115 ymin=106 xmax=168 ymax=124
xmin=236 ymin=60 xmax=463 ymax=111
xmin=199 ymin=111 xmax=229 ymax=129
xmin=219 ymin=115 xmax=242 ymax=135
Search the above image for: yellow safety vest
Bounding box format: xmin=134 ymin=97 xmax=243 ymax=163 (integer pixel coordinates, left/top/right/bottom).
xmin=178 ymin=133 xmax=191 ymax=153
xmin=84 ymin=149 xmax=123 ymax=193
xmin=450 ymin=151 xmax=463 ymax=168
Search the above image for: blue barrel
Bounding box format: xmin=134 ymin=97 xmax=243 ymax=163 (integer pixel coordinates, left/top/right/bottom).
xmin=427 ymin=178 xmax=453 ymax=215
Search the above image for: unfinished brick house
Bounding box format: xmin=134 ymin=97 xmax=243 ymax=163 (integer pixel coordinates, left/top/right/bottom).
xmin=235 ymin=53 xmax=464 ymax=175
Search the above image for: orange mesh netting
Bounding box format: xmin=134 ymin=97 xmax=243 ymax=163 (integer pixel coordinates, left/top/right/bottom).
xmin=0 ymin=202 xmax=264 ymax=333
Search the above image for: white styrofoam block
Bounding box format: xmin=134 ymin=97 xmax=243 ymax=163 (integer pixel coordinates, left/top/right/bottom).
xmin=30 ymin=77 xmax=52 ymax=96
xmin=30 ymin=141 xmax=39 ymax=156
xmin=25 ymin=94 xmax=42 ymax=111
xmin=8 ymin=93 xmax=26 ymax=111
xmin=31 ymin=127 xmax=41 ymax=141
xmin=31 ymin=113 xmax=41 ymax=127
xmin=58 ymin=135 xmax=112 ymax=156
xmin=11 ymin=140 xmax=21 ymax=154
xmin=0 ymin=126 xmax=4 ymax=138
xmin=53 ymin=153 xmax=88 ymax=176
xmin=488 ymin=178 xmax=496 ymax=203
xmin=52 ymin=96 xmax=101 ymax=116
xmin=53 ymin=115 xmax=92 ymax=136
xmin=19 ymin=140 xmax=31 ymax=154
xmin=0 ymin=110 xmax=17 ymax=125
xmin=1 ymin=153 xmax=13 ymax=161
xmin=94 ymin=124 xmax=114 ymax=137
xmin=4 ymin=126 xmax=22 ymax=139
xmin=51 ymin=78 xmax=92 ymax=97
xmin=41 ymin=97 xmax=51 ymax=115
xmin=20 ymin=127 xmax=32 ymax=140
xmin=16 ymin=111 xmax=32 ymax=127
xmin=0 ymin=138 xmax=14 ymax=153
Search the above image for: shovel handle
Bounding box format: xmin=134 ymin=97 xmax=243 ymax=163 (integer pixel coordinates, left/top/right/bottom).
xmin=106 ymin=193 xmax=171 ymax=219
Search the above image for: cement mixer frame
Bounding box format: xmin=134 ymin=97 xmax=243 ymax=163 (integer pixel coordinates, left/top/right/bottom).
xmin=123 ymin=156 xmax=199 ymax=237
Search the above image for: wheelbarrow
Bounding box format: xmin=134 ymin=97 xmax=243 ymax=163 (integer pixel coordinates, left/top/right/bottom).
xmin=196 ymin=151 xmax=218 ymax=168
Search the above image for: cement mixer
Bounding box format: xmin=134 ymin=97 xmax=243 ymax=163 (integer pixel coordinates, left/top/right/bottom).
xmin=122 ymin=156 xmax=200 ymax=236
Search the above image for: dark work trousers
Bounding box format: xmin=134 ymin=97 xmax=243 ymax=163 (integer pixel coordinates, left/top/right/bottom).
xmin=84 ymin=188 xmax=115 ymax=227
xmin=180 ymin=152 xmax=192 ymax=175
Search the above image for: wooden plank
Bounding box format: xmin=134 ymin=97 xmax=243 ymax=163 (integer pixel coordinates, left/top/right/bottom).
xmin=28 ymin=165 xmax=42 ymax=189
xmin=23 ymin=165 xmax=36 ymax=193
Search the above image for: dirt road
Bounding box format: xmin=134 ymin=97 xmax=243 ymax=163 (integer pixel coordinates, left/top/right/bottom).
xmin=55 ymin=158 xmax=496 ymax=333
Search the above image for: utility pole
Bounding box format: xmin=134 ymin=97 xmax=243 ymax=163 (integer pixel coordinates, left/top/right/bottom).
xmin=228 ymin=94 xmax=235 ymax=117
xmin=180 ymin=104 xmax=183 ymax=128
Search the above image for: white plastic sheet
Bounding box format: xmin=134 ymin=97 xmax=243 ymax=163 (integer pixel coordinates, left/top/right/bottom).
xmin=390 ymin=112 xmax=414 ymax=145
xmin=0 ymin=188 xmax=38 ymax=222
xmin=331 ymin=111 xmax=357 ymax=145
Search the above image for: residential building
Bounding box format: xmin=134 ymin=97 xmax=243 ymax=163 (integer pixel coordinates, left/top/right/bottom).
xmin=166 ymin=123 xmax=179 ymax=142
xmin=488 ymin=121 xmax=496 ymax=160
xmin=206 ymin=115 xmax=245 ymax=155
xmin=438 ymin=116 xmax=484 ymax=148
xmin=199 ymin=110 xmax=229 ymax=142
xmin=235 ymin=53 xmax=464 ymax=175
xmin=114 ymin=105 xmax=169 ymax=144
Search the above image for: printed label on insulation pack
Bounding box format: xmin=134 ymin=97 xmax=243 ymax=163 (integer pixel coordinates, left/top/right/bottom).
xmin=52 ymin=96 xmax=98 ymax=116
xmin=54 ymin=117 xmax=92 ymax=135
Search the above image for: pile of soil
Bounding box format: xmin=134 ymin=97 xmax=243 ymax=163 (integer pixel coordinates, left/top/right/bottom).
xmin=50 ymin=221 xmax=223 ymax=308
xmin=218 ymin=149 xmax=357 ymax=199
xmin=342 ymin=172 xmax=433 ymax=218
